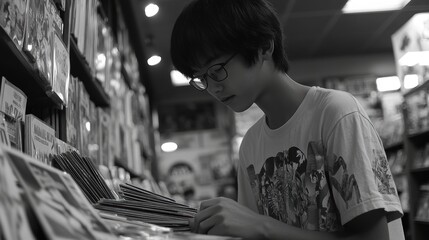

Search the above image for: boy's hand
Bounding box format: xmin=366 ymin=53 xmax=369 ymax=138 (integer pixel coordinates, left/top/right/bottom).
xmin=191 ymin=197 xmax=267 ymax=239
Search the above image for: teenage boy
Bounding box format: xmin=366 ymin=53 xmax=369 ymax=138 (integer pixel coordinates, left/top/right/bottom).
xmin=170 ymin=0 xmax=404 ymax=239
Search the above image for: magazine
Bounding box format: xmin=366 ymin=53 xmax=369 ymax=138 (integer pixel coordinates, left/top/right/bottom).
xmin=24 ymin=114 xmax=56 ymax=164
xmin=0 ymin=147 xmax=36 ymax=240
xmin=0 ymin=0 xmax=27 ymax=48
xmin=4 ymin=146 xmax=117 ymax=240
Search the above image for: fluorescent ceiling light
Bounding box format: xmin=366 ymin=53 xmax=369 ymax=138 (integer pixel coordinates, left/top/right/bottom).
xmin=398 ymin=51 xmax=429 ymax=66
xmin=342 ymin=0 xmax=410 ymax=13
xmin=376 ymin=76 xmax=401 ymax=92
xmin=147 ymin=55 xmax=161 ymax=66
xmin=403 ymin=74 xmax=419 ymax=89
xmin=145 ymin=3 xmax=159 ymax=17
xmin=170 ymin=70 xmax=189 ymax=86
xmin=161 ymin=142 xmax=178 ymax=152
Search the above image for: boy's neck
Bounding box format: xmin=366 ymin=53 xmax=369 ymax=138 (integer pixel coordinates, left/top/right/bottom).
xmin=256 ymin=73 xmax=310 ymax=130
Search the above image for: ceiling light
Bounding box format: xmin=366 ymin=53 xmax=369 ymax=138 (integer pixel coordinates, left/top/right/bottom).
xmin=342 ymin=0 xmax=410 ymax=14
xmin=145 ymin=3 xmax=159 ymax=17
xmin=403 ymin=74 xmax=419 ymax=89
xmin=376 ymin=76 xmax=401 ymax=92
xmin=161 ymin=142 xmax=178 ymax=152
xmin=170 ymin=70 xmax=189 ymax=86
xmin=398 ymin=51 xmax=429 ymax=66
xmin=147 ymin=55 xmax=161 ymax=66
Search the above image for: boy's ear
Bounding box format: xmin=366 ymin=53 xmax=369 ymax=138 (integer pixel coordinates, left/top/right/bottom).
xmin=261 ymin=40 xmax=274 ymax=60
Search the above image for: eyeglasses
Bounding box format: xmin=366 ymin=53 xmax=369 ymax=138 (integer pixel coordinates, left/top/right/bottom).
xmin=189 ymin=53 xmax=237 ymax=91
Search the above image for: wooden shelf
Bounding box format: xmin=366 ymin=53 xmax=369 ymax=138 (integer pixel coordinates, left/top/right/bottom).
xmin=0 ymin=29 xmax=63 ymax=109
xmin=404 ymin=79 xmax=429 ymax=98
xmin=408 ymin=128 xmax=429 ymax=143
xmin=414 ymin=219 xmax=429 ymax=225
xmin=384 ymin=141 xmax=404 ymax=152
xmin=114 ymin=158 xmax=145 ymax=180
xmin=410 ymin=166 xmax=429 ymax=174
xmin=70 ymin=37 xmax=110 ymax=107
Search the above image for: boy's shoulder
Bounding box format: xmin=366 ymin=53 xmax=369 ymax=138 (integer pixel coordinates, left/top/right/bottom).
xmin=313 ymin=87 xmax=361 ymax=118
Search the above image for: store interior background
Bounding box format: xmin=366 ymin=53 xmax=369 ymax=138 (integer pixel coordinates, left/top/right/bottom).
xmin=121 ymin=0 xmax=427 ymax=201
xmin=122 ymin=0 xmax=429 ymax=238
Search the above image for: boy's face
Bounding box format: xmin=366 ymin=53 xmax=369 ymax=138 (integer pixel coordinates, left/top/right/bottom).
xmin=195 ymin=53 xmax=265 ymax=112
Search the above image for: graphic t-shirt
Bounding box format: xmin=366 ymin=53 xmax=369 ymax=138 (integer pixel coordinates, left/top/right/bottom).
xmin=238 ymin=87 xmax=404 ymax=238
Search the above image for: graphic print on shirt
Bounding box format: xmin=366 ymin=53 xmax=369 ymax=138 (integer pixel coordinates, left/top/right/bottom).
xmin=371 ymin=149 xmax=396 ymax=195
xmin=246 ymin=141 xmax=362 ymax=231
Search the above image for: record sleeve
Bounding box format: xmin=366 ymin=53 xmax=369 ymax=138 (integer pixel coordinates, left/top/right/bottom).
xmin=0 ymin=77 xmax=27 ymax=121
xmin=4 ymin=146 xmax=117 ymax=240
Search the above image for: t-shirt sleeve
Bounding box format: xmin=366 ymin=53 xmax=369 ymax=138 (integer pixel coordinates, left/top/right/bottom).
xmin=325 ymin=111 xmax=403 ymax=225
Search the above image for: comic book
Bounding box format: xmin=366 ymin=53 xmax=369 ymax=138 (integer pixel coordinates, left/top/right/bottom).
xmin=4 ymin=146 xmax=117 ymax=240
xmin=0 ymin=112 xmax=10 ymax=146
xmin=0 ymin=147 xmax=36 ymax=240
xmin=36 ymin=0 xmax=53 ymax=84
xmin=0 ymin=77 xmax=27 ymax=121
xmin=66 ymin=77 xmax=78 ymax=148
xmin=23 ymin=0 xmax=42 ymax=62
xmin=0 ymin=0 xmax=27 ymax=49
xmin=98 ymin=108 xmax=110 ymax=166
xmin=88 ymin=101 xmax=99 ymax=164
xmin=52 ymin=32 xmax=69 ymax=105
xmin=24 ymin=114 xmax=56 ymax=165
xmin=78 ymin=81 xmax=90 ymax=157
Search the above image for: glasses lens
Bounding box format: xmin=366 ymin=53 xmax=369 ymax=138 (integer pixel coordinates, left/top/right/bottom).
xmin=207 ymin=65 xmax=227 ymax=82
xmin=190 ymin=77 xmax=207 ymax=90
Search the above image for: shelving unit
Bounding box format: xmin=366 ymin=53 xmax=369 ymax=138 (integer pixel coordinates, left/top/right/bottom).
xmin=402 ymin=79 xmax=429 ymax=240
xmin=0 ymin=0 xmax=155 ymax=177
xmin=70 ymin=37 xmax=110 ymax=107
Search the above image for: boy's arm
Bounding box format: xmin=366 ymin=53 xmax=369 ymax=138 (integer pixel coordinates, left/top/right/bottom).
xmin=192 ymin=197 xmax=389 ymax=240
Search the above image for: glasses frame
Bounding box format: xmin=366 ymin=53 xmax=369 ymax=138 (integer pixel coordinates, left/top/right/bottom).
xmin=189 ymin=53 xmax=237 ymax=91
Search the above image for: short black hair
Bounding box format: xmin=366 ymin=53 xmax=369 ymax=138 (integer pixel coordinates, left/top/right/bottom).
xmin=171 ymin=0 xmax=289 ymax=79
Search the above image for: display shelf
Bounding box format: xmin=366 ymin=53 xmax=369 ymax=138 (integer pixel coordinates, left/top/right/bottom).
xmin=408 ymin=128 xmax=429 ymax=142
xmin=404 ymin=79 xmax=429 ymax=98
xmin=0 ymin=29 xmax=63 ymax=109
xmin=414 ymin=219 xmax=429 ymax=225
xmin=121 ymin=65 xmax=133 ymax=89
xmin=114 ymin=158 xmax=145 ymax=180
xmin=385 ymin=141 xmax=404 ymax=152
xmin=410 ymin=166 xmax=429 ymax=175
xmin=70 ymin=37 xmax=110 ymax=107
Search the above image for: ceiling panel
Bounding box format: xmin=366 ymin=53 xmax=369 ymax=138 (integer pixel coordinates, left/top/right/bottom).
xmin=291 ymin=0 xmax=348 ymax=13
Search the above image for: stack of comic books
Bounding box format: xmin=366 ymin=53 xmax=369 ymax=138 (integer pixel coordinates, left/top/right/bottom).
xmin=94 ymin=183 xmax=197 ymax=232
xmin=0 ymin=77 xmax=25 ymax=150
xmin=51 ymin=150 xmax=117 ymax=204
xmin=2 ymin=146 xmax=118 ymax=240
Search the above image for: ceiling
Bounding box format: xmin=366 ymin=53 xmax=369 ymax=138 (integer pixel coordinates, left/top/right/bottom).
xmin=127 ymin=0 xmax=429 ymax=106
